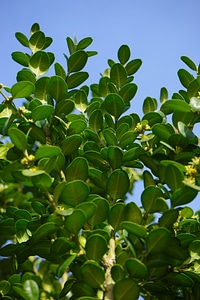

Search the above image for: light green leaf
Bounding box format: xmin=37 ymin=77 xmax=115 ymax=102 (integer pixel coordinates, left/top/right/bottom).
xmin=29 ymin=31 xmax=46 ymax=53
xmin=121 ymin=221 xmax=147 ymax=238
xmin=113 ymin=278 xmax=140 ymax=300
xmin=8 ymin=127 xmax=27 ymax=151
xmin=29 ymin=51 xmax=51 ymax=77
xmin=32 ymin=104 xmax=54 ymax=121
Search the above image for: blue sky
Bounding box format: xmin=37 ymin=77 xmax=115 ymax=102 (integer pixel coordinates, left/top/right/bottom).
xmin=1 ymin=0 xmax=200 ymax=214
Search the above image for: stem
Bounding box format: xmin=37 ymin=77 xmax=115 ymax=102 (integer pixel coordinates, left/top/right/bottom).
xmin=103 ymin=237 xmax=116 ymax=300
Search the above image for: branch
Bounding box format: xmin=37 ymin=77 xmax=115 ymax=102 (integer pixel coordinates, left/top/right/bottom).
xmin=103 ymin=237 xmax=116 ymax=300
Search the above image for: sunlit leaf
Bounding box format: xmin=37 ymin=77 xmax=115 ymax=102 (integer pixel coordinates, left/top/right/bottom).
xmin=32 ymin=104 xmax=54 ymax=121
xmin=118 ymin=45 xmax=131 ymax=65
xmin=8 ymin=127 xmax=27 ymax=151
xmin=110 ymin=63 xmax=127 ymax=88
xmin=67 ymin=50 xmax=88 ymax=73
xmin=29 ymin=31 xmax=46 ymax=53
xmin=48 ymin=75 xmax=68 ymax=101
xmin=11 ymin=81 xmax=35 ymax=99
xmin=11 ymin=51 xmax=29 ymax=67
xmin=29 ymin=51 xmax=51 ymax=77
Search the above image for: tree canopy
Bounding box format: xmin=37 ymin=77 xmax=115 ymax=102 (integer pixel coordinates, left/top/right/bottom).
xmin=0 ymin=23 xmax=200 ymax=300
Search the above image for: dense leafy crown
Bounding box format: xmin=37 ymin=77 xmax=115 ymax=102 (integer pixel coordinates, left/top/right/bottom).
xmin=0 ymin=23 xmax=200 ymax=300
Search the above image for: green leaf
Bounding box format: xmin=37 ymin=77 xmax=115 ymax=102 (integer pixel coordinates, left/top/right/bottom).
xmin=55 ymin=99 xmax=74 ymax=116
xmin=159 ymin=209 xmax=179 ymax=228
xmin=30 ymin=23 xmax=40 ymax=34
xmin=11 ymin=51 xmax=29 ymax=66
xmin=164 ymin=272 xmax=193 ymax=287
xmin=48 ymin=75 xmax=68 ymax=101
xmin=34 ymin=76 xmax=49 ymax=100
xmin=124 ymin=202 xmax=142 ymax=224
xmin=60 ymin=180 xmax=89 ymax=206
xmin=66 ymin=37 xmax=76 ymax=54
xmin=85 ymin=234 xmax=108 ymax=260
xmin=106 ymin=169 xmax=130 ymax=201
xmin=161 ymin=99 xmax=191 ymax=113
xmin=113 ymin=278 xmax=140 ymax=300
xmin=110 ymin=63 xmax=127 ymax=88
xmin=126 ymin=258 xmax=148 ymax=279
xmin=8 ymin=127 xmax=27 ymax=151
xmin=74 ymin=90 xmax=88 ymax=112
xmin=29 ymin=51 xmax=51 ymax=77
xmin=125 ymin=59 xmax=142 ymax=75
xmin=146 ymin=227 xmax=171 ymax=253
xmin=119 ymin=131 xmax=138 ymax=148
xmin=31 ymin=172 xmax=52 ymax=188
xmin=181 ymin=56 xmax=197 ymax=71
xmin=164 ymin=164 xmax=184 ymax=192
xmin=68 ymin=119 xmax=87 ymax=134
xmin=178 ymin=69 xmax=194 ymax=88
xmin=190 ymin=96 xmax=200 ymax=112
xmin=23 ymin=280 xmax=40 ymax=300
xmin=54 ymin=62 xmax=67 ymax=79
xmin=88 ymin=168 xmax=107 ymax=190
xmin=64 ymin=209 xmax=86 ymax=235
xmin=17 ymin=69 xmax=36 ymax=84
xmin=107 ymin=146 xmax=123 ymax=169
xmin=35 ymin=145 xmax=61 ymax=160
xmin=118 ymin=45 xmax=131 ymax=65
xmin=142 ymin=111 xmax=163 ymax=127
xmin=11 ymin=81 xmax=35 ymax=99
xmin=29 ymin=31 xmax=46 ymax=53
xmin=111 ymin=264 xmax=125 ymax=282
xmin=61 ymin=134 xmax=82 ymax=155
xmin=15 ymin=32 xmax=29 ymax=47
xmin=121 ymin=221 xmax=147 ymax=238
xmin=160 ymin=87 xmax=168 ymax=103
xmin=30 ymin=222 xmax=58 ymax=245
xmin=77 ymin=37 xmax=93 ymax=50
xmin=143 ymin=97 xmax=158 ymax=113
xmin=57 ymin=255 xmax=76 ymax=278
xmin=0 ymin=280 xmax=11 ymax=295
xmin=81 ymin=261 xmax=105 ymax=288
xmin=89 ymin=109 xmax=103 ymax=132
xmin=104 ymin=93 xmax=124 ymax=119
xmin=76 ymin=202 xmax=96 ymax=220
xmin=119 ymin=83 xmax=138 ymax=102
xmin=109 ymin=202 xmax=125 ymax=231
xmin=88 ymin=197 xmax=109 ymax=227
xmin=67 ymin=72 xmax=89 ymax=89
xmin=65 ymin=157 xmax=88 ymax=182
xmin=67 ymin=50 xmax=88 ymax=73
xmin=189 ymin=240 xmax=200 ymax=260
xmin=32 ymin=104 xmax=54 ymax=121
xmin=141 ymin=186 xmax=164 ymax=213
xmin=171 ymin=186 xmax=198 ymax=207
xmin=152 ymin=123 xmax=175 ymax=143
xmin=103 ymin=128 xmax=117 ymax=146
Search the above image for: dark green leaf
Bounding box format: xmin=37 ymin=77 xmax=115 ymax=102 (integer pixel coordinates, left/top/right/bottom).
xmin=88 ymin=197 xmax=109 ymax=227
xmin=113 ymin=278 xmax=140 ymax=300
xmin=15 ymin=32 xmax=29 ymax=47
xmin=48 ymin=75 xmax=68 ymax=101
xmin=11 ymin=51 xmax=29 ymax=67
xmin=103 ymin=128 xmax=117 ymax=146
xmin=60 ymin=180 xmax=89 ymax=206
xmin=89 ymin=109 xmax=103 ymax=132
xmin=54 ymin=62 xmax=67 ymax=79
xmin=159 ymin=209 xmax=179 ymax=228
xmin=121 ymin=221 xmax=147 ymax=238
xmin=107 ymin=146 xmax=123 ymax=169
xmin=88 ymin=168 xmax=107 ymax=190
xmin=66 ymin=37 xmax=76 ymax=54
xmin=64 ymin=209 xmax=86 ymax=235
xmin=125 ymin=59 xmax=142 ymax=75
xmin=110 ymin=63 xmax=127 ymax=88
xmin=141 ymin=186 xmax=164 ymax=213
xmin=67 ymin=72 xmax=89 ymax=89
xmin=65 ymin=157 xmax=88 ymax=182
xmin=55 ymin=99 xmax=74 ymax=116
xmin=106 ymin=169 xmax=130 ymax=201
xmin=178 ymin=69 xmax=194 ymax=88
xmin=111 ymin=264 xmax=125 ymax=282
xmin=67 ymin=50 xmax=88 ymax=73
xmin=126 ymin=258 xmax=148 ymax=279
xmin=8 ymin=127 xmax=27 ymax=151
xmin=119 ymin=83 xmax=138 ymax=102
xmin=118 ymin=45 xmax=131 ymax=65
xmin=77 ymin=37 xmax=93 ymax=50
xmin=17 ymin=69 xmax=36 ymax=83
xmin=32 ymin=104 xmax=54 ymax=121
xmin=146 ymin=227 xmax=171 ymax=253
xmin=30 ymin=23 xmax=40 ymax=34
xmin=160 ymin=87 xmax=168 ymax=103
xmin=30 ymin=222 xmax=58 ymax=245
xmin=85 ymin=234 xmax=108 ymax=260
xmin=109 ymin=202 xmax=125 ymax=231
xmin=104 ymin=93 xmax=124 ymax=119
xmin=181 ymin=56 xmax=197 ymax=71
xmin=81 ymin=261 xmax=105 ymax=288
xmin=143 ymin=97 xmax=158 ymax=113
xmin=171 ymin=186 xmax=198 ymax=207
xmin=61 ymin=134 xmax=82 ymax=155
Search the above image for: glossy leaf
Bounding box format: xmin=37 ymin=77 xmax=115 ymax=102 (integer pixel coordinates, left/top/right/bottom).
xmin=55 ymin=99 xmax=74 ymax=116
xmin=30 ymin=222 xmax=58 ymax=245
xmin=103 ymin=128 xmax=117 ymax=146
xmin=171 ymin=186 xmax=198 ymax=207
xmin=29 ymin=30 xmax=46 ymax=53
xmin=34 ymin=76 xmax=49 ymax=100
xmin=67 ymin=71 xmax=89 ymax=89
xmin=113 ymin=278 xmax=140 ymax=300
xmin=32 ymin=104 xmax=54 ymax=121
xmin=111 ymin=264 xmax=125 ymax=282
xmin=81 ymin=261 xmax=105 ymax=288
xmin=17 ymin=69 xmax=36 ymax=83
xmin=8 ymin=127 xmax=27 ymax=151
xmin=60 ymin=180 xmax=89 ymax=206
xmin=118 ymin=45 xmax=131 ymax=64
xmin=160 ymin=87 xmax=168 ymax=103
xmin=29 ymin=51 xmax=51 ymax=77
xmin=76 ymin=202 xmax=96 ymax=220
xmin=146 ymin=227 xmax=171 ymax=253
xmin=164 ymin=272 xmax=193 ymax=287
xmin=67 ymin=50 xmax=88 ymax=73
xmin=88 ymin=168 xmax=107 ymax=189
xmin=107 ymin=146 xmax=123 ymax=169
xmin=61 ymin=134 xmax=82 ymax=155
xmin=126 ymin=258 xmax=148 ymax=279
xmin=15 ymin=32 xmax=29 ymax=47
xmin=125 ymin=59 xmax=142 ymax=75
xmin=109 ymin=203 xmax=125 ymax=231
xmin=119 ymin=131 xmax=137 ymax=148
xmin=85 ymin=234 xmax=108 ymax=260
xmin=181 ymin=56 xmax=197 ymax=71
xmin=104 ymin=93 xmax=124 ymax=119
xmin=159 ymin=209 xmax=179 ymax=228
xmin=11 ymin=81 xmax=35 ymax=99
xmin=88 ymin=197 xmax=109 ymax=227
xmin=121 ymin=221 xmax=147 ymax=238
xmin=141 ymin=186 xmax=164 ymax=213
xmin=64 ymin=209 xmax=86 ymax=235
xmin=65 ymin=157 xmax=88 ymax=182
xmin=119 ymin=83 xmax=137 ymax=102
xmin=124 ymin=202 xmax=142 ymax=224
xmin=164 ymin=164 xmax=184 ymax=192
xmin=35 ymin=145 xmax=61 ymax=160
xmin=143 ymin=97 xmax=157 ymax=113
xmin=89 ymin=109 xmax=103 ymax=132
xmin=48 ymin=75 xmax=68 ymax=101
xmin=74 ymin=90 xmax=88 ymax=112
xmin=54 ymin=62 xmax=67 ymax=79
xmin=11 ymin=51 xmax=29 ymax=67
xmin=106 ymin=169 xmax=130 ymax=201
xmin=110 ymin=63 xmax=127 ymax=88
xmin=178 ymin=69 xmax=194 ymax=88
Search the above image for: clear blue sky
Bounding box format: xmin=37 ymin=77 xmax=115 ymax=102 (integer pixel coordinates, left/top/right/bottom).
xmin=1 ymin=0 xmax=200 ymax=214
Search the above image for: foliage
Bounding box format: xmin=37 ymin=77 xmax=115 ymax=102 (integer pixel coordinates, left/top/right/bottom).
xmin=0 ymin=23 xmax=200 ymax=300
